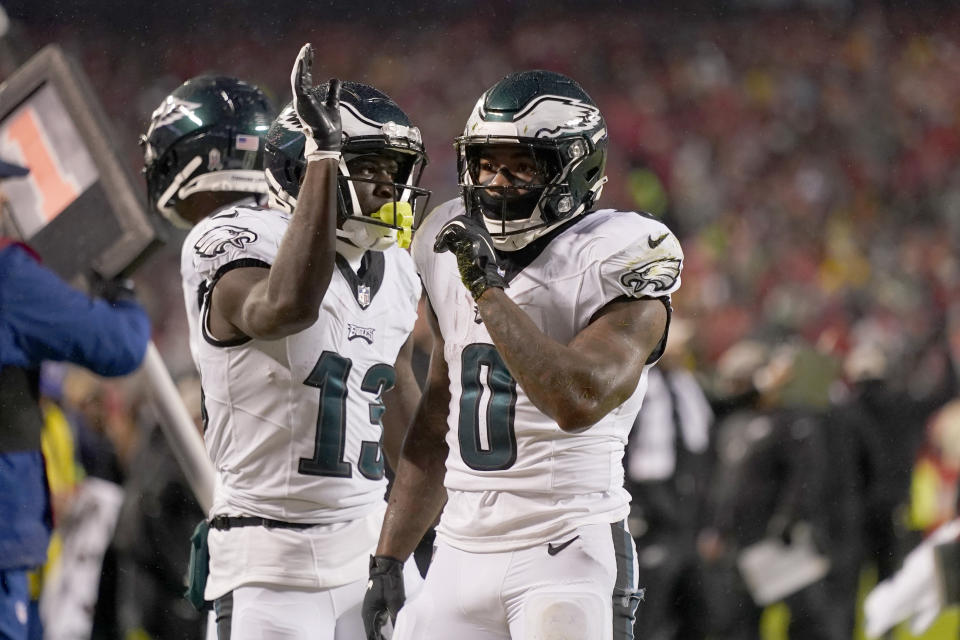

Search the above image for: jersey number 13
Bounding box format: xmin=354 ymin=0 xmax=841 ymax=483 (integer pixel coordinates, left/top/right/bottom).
xmin=298 ymin=351 xmax=395 ymax=480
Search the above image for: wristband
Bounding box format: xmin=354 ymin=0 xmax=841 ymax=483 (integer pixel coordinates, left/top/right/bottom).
xmin=304 ymin=137 xmax=341 ymax=163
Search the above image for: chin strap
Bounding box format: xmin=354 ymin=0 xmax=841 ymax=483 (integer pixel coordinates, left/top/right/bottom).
xmin=588 ymin=175 xmax=608 ymax=206
xmin=265 ymin=168 xmax=298 ymax=214
xmin=156 ymin=155 xmax=203 ymax=219
xmin=158 ymin=205 xmax=195 ymax=230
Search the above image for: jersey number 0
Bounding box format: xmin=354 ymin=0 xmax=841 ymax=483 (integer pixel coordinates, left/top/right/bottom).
xmin=458 ymin=344 xmax=518 ymax=471
xmin=298 ymin=350 xmax=395 ymax=480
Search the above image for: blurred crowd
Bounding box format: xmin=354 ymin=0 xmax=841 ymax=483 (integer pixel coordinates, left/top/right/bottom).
xmin=10 ymin=4 xmax=955 ymax=381
xmin=6 ymin=2 xmax=960 ymax=638
xmin=22 ymin=363 xmax=206 ymax=640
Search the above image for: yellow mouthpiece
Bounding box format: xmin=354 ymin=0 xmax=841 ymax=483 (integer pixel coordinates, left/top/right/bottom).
xmin=372 ymin=201 xmax=414 ymax=248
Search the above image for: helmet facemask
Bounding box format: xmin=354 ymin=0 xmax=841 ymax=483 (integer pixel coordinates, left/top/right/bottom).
xmin=458 ymin=137 xmax=606 ymax=251
xmin=337 ymin=147 xmax=430 ymax=251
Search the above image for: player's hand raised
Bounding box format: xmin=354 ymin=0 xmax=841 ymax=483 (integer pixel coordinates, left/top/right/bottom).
xmin=290 ymin=43 xmax=341 ymax=161
xmin=434 ymin=214 xmax=508 ymax=300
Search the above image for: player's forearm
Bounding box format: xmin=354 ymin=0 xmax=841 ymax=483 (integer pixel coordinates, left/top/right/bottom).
xmin=377 ymin=430 xmax=448 ymax=561
xmin=382 ymin=339 xmax=420 ymax=471
xmin=249 ymin=160 xmax=339 ymax=334
xmin=476 ymin=288 xmax=635 ymax=432
xmin=377 ymin=365 xmax=450 ymax=560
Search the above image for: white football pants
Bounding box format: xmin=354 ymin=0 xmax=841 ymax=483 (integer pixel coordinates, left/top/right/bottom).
xmin=394 ymin=521 xmax=640 ymax=640
xmin=213 ymin=559 xmax=422 ymax=640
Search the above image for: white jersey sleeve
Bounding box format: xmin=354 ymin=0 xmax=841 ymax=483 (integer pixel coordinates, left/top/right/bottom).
xmin=575 ymin=209 xmax=682 ymax=321
xmin=191 ymin=206 xmax=288 ymax=282
xmin=598 ymin=216 xmax=682 ymax=299
xmin=190 ymin=206 xmax=289 ymax=345
xmin=577 ymin=210 xmax=682 ymax=364
xmin=180 ymin=200 xmax=273 ymax=369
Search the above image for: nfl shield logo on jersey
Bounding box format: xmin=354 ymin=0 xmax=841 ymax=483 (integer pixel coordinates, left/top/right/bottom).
xmin=357 ymin=284 xmax=371 ymax=309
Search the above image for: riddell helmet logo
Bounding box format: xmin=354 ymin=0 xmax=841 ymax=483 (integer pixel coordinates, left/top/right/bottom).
xmin=347 ymin=323 xmax=375 ymax=344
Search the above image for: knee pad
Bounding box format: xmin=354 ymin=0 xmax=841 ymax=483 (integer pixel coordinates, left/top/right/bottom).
xmin=523 ymin=589 xmax=611 ymax=640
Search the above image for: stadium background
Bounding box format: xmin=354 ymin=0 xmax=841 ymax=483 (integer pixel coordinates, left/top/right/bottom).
xmin=2 ymin=0 xmax=959 ymax=638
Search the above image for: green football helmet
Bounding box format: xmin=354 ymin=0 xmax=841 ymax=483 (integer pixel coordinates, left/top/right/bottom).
xmin=263 ymin=81 xmax=429 ymax=251
xmin=141 ymin=75 xmax=275 ymax=227
xmin=456 ymin=70 xmax=608 ymax=251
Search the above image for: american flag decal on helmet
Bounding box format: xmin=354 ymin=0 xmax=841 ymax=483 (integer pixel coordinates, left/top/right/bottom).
xmin=235 ymin=135 xmax=259 ymax=151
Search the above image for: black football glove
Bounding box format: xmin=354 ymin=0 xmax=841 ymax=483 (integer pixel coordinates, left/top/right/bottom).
xmin=433 ymin=214 xmax=508 ymax=300
xmin=290 ymin=43 xmax=342 ymax=162
xmin=362 ymin=555 xmax=405 ymax=640
xmin=87 ymin=270 xmax=137 ymax=304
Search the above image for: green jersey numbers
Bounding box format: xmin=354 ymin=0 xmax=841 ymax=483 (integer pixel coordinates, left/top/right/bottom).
xmin=358 ymin=364 xmax=396 ymax=480
xmin=458 ymin=344 xmax=518 ymax=471
xmin=298 ymin=351 xmax=395 ymax=480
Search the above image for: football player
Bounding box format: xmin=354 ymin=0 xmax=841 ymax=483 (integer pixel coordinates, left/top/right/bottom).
xmin=186 ymin=45 xmax=429 ymax=638
xmin=142 ymin=73 xmax=275 ymax=364
xmin=362 ymin=71 xmax=683 ymax=640
xmin=141 ymin=73 xmax=275 ymax=640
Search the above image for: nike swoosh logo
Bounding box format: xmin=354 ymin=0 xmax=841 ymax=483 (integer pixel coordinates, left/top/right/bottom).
xmin=648 ymin=233 xmax=669 ymax=249
xmin=547 ymin=535 xmax=580 ymax=556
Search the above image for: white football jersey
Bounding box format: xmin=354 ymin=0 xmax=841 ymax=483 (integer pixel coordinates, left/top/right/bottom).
xmin=181 ymin=198 xmax=259 ymax=369
xmin=412 ymin=199 xmax=683 ymax=551
xmin=191 ymin=203 xmax=420 ymax=522
xmin=186 ymin=204 xmax=420 ymax=594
